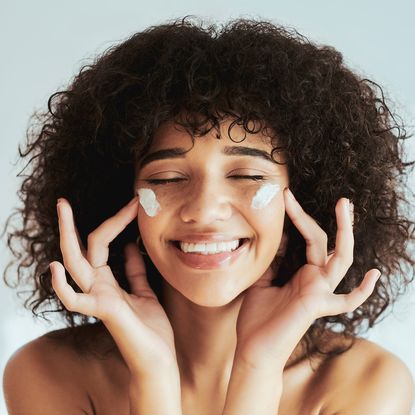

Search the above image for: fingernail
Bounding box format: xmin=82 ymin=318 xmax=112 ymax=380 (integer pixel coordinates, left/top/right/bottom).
xmin=57 ymin=198 xmax=63 ymax=205
xmin=286 ymin=188 xmax=296 ymax=201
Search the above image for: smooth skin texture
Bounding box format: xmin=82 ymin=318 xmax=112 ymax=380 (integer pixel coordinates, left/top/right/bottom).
xmin=3 ymin=121 xmax=414 ymax=414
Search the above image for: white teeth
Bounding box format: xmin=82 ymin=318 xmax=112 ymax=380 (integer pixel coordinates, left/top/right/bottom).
xmin=179 ymin=240 xmax=240 ymax=254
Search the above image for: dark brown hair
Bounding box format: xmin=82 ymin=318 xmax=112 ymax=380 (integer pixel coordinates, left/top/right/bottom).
xmin=3 ymin=16 xmax=414 ymax=362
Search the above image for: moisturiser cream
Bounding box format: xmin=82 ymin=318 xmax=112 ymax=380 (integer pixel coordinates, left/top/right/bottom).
xmin=137 ymin=188 xmax=161 ymax=217
xmin=251 ymin=183 xmax=281 ymax=209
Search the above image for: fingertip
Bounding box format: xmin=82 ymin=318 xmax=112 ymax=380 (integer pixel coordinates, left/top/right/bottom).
xmin=57 ymin=197 xmax=71 ymax=207
xmin=371 ymin=269 xmax=381 ymax=288
xmin=127 ymin=195 xmax=139 ymax=206
xmin=364 ymin=269 xmax=380 ymax=294
xmin=283 ymin=188 xmax=298 ymax=214
xmin=284 ymin=187 xmax=296 ymax=201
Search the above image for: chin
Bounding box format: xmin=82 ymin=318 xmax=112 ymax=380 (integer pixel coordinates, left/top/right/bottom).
xmin=172 ymin=281 xmax=247 ymax=308
xmin=187 ymin=296 xmax=236 ymax=308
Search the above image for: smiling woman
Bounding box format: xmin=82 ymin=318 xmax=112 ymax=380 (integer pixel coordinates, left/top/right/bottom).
xmin=2 ymin=16 xmax=415 ymax=415
xmin=134 ymin=120 xmax=288 ymax=305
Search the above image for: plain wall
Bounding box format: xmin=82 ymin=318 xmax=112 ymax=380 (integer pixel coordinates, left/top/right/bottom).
xmin=1 ymin=1 xmax=414 ymax=413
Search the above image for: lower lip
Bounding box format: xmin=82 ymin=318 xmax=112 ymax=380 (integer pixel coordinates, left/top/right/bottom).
xmin=170 ymin=239 xmax=250 ymax=270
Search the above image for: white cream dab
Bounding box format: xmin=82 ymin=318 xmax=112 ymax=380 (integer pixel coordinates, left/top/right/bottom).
xmin=137 ymin=188 xmax=161 ymax=217
xmin=251 ymin=183 xmax=281 ymax=209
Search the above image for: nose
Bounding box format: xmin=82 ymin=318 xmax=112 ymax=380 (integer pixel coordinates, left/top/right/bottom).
xmin=179 ymin=178 xmax=233 ymax=224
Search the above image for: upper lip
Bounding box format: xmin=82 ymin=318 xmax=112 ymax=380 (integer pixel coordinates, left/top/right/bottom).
xmin=171 ymin=234 xmax=249 ymax=243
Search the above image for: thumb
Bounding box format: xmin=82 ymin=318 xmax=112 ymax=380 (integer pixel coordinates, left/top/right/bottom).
xmin=124 ymin=242 xmax=155 ymax=298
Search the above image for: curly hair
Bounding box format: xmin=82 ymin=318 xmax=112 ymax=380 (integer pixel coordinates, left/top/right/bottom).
xmin=3 ymin=16 xmax=414 ymax=363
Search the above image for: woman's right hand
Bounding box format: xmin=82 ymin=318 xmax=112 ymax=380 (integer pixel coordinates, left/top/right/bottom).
xmin=50 ymin=196 xmax=178 ymax=376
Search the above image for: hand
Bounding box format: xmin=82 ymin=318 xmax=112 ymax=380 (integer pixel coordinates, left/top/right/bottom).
xmin=50 ymin=197 xmax=178 ymax=374
xmin=235 ymin=188 xmax=381 ymax=368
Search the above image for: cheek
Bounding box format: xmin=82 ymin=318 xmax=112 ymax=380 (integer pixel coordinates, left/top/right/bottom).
xmin=240 ymin=182 xmax=284 ymax=226
xmin=136 ymin=187 xmax=183 ymax=218
xmin=250 ymin=189 xmax=285 ymax=253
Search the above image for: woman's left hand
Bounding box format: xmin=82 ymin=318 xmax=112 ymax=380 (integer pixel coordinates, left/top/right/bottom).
xmin=234 ymin=188 xmax=381 ymax=369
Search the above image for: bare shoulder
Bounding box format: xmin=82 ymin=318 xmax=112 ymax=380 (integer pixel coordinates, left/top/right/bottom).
xmin=321 ymin=337 xmax=414 ymax=415
xmin=2 ymin=324 xmax=114 ymax=414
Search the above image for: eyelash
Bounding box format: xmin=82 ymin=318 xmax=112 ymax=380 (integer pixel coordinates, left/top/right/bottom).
xmin=146 ymin=175 xmax=266 ymax=185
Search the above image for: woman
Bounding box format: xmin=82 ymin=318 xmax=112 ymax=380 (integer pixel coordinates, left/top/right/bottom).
xmin=3 ymin=17 xmax=414 ymax=414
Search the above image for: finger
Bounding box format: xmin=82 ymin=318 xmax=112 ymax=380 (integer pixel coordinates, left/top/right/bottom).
xmin=326 ymin=251 xmax=335 ymax=266
xmin=124 ymin=242 xmax=156 ymax=297
xmin=284 ymin=188 xmax=328 ymax=267
xmin=74 ymin=221 xmax=87 ymax=257
xmin=323 ymin=269 xmax=381 ymax=316
xmin=87 ymin=196 xmax=139 ymax=268
xmin=323 ymin=198 xmax=354 ymax=289
xmin=50 ymin=261 xmax=97 ymax=317
xmin=57 ymin=199 xmax=94 ymax=292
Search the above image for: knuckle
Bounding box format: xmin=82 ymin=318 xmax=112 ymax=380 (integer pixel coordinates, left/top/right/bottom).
xmin=62 ymin=258 xmax=76 ymax=274
xmin=344 ymin=304 xmax=356 ymax=314
xmin=346 ymin=255 xmax=354 ymax=268
xmin=313 ymin=230 xmax=328 ymax=245
xmin=87 ymin=232 xmax=98 ymax=245
xmin=65 ymin=298 xmax=75 ymax=312
xmin=289 ymin=211 xmax=301 ymax=225
xmin=337 ymin=252 xmax=353 ymax=267
xmin=342 ymin=299 xmax=357 ymax=314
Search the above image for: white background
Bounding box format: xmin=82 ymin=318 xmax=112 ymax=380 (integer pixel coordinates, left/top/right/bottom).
xmin=1 ymin=1 xmax=414 ymax=414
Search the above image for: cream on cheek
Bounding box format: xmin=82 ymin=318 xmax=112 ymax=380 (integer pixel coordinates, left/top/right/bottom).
xmin=137 ymin=188 xmax=161 ymax=217
xmin=136 ymin=182 xmax=281 ymax=217
xmin=251 ymin=183 xmax=281 ymax=209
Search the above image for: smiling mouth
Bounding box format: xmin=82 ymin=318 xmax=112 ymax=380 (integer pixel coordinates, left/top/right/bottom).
xmin=168 ymin=238 xmax=251 ymax=269
xmin=170 ymin=238 xmax=250 ymax=255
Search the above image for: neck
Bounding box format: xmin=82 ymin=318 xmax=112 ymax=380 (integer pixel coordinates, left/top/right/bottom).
xmin=161 ymin=281 xmax=308 ymax=393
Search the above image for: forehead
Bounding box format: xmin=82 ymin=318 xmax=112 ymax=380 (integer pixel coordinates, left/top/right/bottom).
xmin=150 ymin=118 xmax=275 ymax=152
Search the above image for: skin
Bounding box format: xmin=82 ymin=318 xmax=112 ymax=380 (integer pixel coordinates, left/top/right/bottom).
xmin=133 ymin=120 xmax=290 ymax=404
xmin=53 ymin=118 xmax=377 ymax=412
xmin=3 ymin=118 xmax=414 ymax=414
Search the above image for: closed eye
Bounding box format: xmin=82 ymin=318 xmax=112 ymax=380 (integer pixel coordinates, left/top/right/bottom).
xmin=229 ymin=175 xmax=265 ymax=181
xmin=145 ymin=175 xmax=266 ymax=185
xmin=145 ymin=178 xmax=185 ymax=185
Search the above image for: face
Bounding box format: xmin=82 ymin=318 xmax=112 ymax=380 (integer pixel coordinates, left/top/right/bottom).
xmin=134 ymin=118 xmax=289 ymax=307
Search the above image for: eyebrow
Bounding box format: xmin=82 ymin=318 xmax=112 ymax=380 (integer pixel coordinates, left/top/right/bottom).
xmin=139 ymin=146 xmax=276 ymax=168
